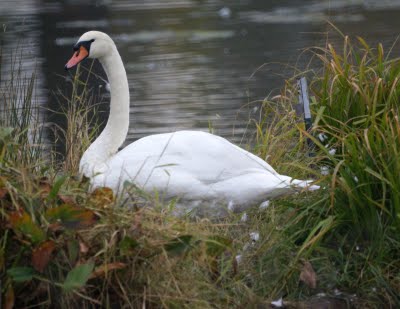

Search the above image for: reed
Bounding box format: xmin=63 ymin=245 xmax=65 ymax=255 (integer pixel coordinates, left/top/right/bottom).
xmin=253 ymin=35 xmax=400 ymax=306
xmin=0 ymin=48 xmax=43 ymax=169
xmin=52 ymin=62 xmax=102 ymax=173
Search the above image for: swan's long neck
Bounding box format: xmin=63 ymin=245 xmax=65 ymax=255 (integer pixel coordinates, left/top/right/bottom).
xmin=80 ymin=45 xmax=130 ymax=176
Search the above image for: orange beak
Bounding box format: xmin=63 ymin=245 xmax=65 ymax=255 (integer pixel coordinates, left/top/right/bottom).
xmin=65 ymin=45 xmax=89 ymax=70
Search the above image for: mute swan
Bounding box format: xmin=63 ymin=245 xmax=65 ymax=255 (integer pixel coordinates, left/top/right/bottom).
xmin=65 ymin=31 xmax=318 ymax=214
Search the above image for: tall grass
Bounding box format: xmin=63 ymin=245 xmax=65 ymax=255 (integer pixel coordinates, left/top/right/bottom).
xmin=310 ymin=38 xmax=400 ymax=304
xmin=254 ymin=82 xmax=317 ymax=178
xmin=0 ymin=55 xmax=247 ymax=308
xmin=254 ymin=35 xmax=400 ymax=306
xmin=0 ymin=48 xmax=43 ymax=169
xmin=52 ymin=62 xmax=102 ymax=173
xmin=311 ymin=37 xmax=400 ymax=234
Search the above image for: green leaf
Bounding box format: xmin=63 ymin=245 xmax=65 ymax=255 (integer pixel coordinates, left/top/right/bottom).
xmin=364 ymin=167 xmax=391 ymax=185
xmin=48 ymin=175 xmax=67 ymax=200
xmin=119 ymin=236 xmax=139 ymax=255
xmin=298 ymin=216 xmax=335 ymax=256
xmin=9 ymin=210 xmax=46 ymax=244
xmin=62 ymin=262 xmax=94 ymax=292
xmin=45 ymin=204 xmax=97 ymax=230
xmin=7 ymin=266 xmax=36 ymax=282
xmin=164 ymin=235 xmax=193 ymax=256
xmin=313 ymin=106 xmax=326 ymax=127
xmin=205 ymin=235 xmax=232 ymax=257
xmin=67 ymin=239 xmax=79 ymax=264
xmin=0 ymin=127 xmax=14 ymax=140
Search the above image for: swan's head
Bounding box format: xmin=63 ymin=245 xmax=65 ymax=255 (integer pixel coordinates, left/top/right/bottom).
xmin=65 ymin=31 xmax=115 ymax=70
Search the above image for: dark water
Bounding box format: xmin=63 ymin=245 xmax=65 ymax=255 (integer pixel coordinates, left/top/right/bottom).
xmin=2 ymin=0 xmax=400 ymax=148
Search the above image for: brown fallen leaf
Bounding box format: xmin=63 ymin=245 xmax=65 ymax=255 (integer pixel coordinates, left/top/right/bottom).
xmin=89 ymin=262 xmax=127 ymax=279
xmin=79 ymin=240 xmax=89 ymax=254
xmin=299 ymin=259 xmax=317 ymax=289
xmin=4 ymin=284 xmax=14 ymax=309
xmin=24 ymin=281 xmax=49 ymax=303
xmin=32 ymin=240 xmax=56 ymax=273
xmin=38 ymin=177 xmax=52 ymax=198
xmin=9 ymin=209 xmax=46 ymax=244
xmin=0 ymin=176 xmax=8 ymax=199
xmin=0 ymin=187 xmax=8 ymax=199
xmin=48 ymin=222 xmax=63 ymax=232
xmin=45 ymin=204 xmax=98 ymax=230
xmin=89 ymin=187 xmax=114 ymax=208
xmin=57 ymin=194 xmax=76 ymax=205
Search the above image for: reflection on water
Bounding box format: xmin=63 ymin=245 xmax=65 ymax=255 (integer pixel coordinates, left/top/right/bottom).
xmin=2 ymin=0 xmax=400 ymax=149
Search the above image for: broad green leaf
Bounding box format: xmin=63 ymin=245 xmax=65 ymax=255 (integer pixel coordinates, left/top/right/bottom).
xmin=45 ymin=204 xmax=97 ymax=230
xmin=7 ymin=266 xmax=36 ymax=282
xmin=164 ymin=235 xmax=193 ymax=256
xmin=62 ymin=262 xmax=94 ymax=292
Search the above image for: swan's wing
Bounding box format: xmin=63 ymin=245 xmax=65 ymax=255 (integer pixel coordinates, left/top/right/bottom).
xmin=115 ymin=130 xmax=278 ymax=181
xmin=91 ymin=130 xmax=278 ymax=192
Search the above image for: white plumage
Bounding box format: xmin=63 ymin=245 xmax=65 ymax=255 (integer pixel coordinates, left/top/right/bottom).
xmin=66 ymin=31 xmax=318 ymax=215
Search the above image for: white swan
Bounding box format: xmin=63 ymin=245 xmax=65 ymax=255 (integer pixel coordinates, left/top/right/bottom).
xmin=65 ymin=31 xmax=318 ymax=214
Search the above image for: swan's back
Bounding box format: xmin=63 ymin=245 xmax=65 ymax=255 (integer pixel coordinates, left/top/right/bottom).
xmin=90 ymin=131 xmax=283 ymax=201
xmin=115 ymin=130 xmax=277 ymax=179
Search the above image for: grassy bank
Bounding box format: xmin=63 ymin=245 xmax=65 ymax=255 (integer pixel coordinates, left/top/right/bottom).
xmin=1 ymin=35 xmax=400 ymax=308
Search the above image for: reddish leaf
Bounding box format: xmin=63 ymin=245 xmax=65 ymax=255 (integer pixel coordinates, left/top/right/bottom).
xmin=48 ymin=222 xmax=63 ymax=232
xmin=0 ymin=245 xmax=4 ymax=270
xmin=39 ymin=176 xmax=49 ymax=184
xmin=300 ymin=260 xmax=317 ymax=289
xmin=79 ymin=241 xmax=89 ymax=254
xmin=32 ymin=240 xmax=56 ymax=273
xmin=0 ymin=176 xmax=8 ymax=199
xmin=45 ymin=204 xmax=98 ymax=230
xmin=89 ymin=187 xmax=114 ymax=208
xmin=57 ymin=194 xmax=75 ymax=204
xmin=38 ymin=177 xmax=52 ymax=199
xmin=0 ymin=187 xmax=8 ymax=199
xmin=4 ymin=284 xmax=14 ymax=309
xmin=9 ymin=209 xmax=46 ymax=244
xmin=89 ymin=262 xmax=127 ymax=279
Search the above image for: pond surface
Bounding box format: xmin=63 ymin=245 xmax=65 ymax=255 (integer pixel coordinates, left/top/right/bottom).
xmin=2 ymin=0 xmax=400 ymax=148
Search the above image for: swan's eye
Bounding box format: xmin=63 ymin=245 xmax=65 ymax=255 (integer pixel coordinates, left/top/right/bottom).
xmin=73 ymin=39 xmax=94 ymax=53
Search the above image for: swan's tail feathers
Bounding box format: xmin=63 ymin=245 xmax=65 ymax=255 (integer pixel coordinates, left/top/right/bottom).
xmin=290 ymin=179 xmax=320 ymax=191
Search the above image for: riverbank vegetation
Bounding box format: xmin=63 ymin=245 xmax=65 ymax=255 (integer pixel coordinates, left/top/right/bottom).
xmin=1 ymin=35 xmax=399 ymax=308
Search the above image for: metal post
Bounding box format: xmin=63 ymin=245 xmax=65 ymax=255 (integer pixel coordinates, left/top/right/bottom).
xmin=297 ymin=77 xmax=315 ymax=155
